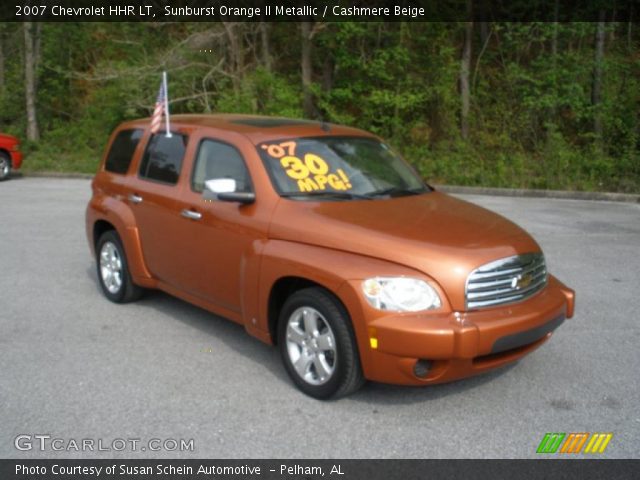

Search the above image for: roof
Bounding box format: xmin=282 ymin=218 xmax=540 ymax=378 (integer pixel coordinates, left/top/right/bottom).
xmin=121 ymin=114 xmax=374 ymax=144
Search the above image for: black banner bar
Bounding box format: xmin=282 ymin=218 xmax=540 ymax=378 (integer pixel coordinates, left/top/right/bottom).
xmin=4 ymin=0 xmax=640 ymax=23
xmin=2 ymin=459 xmax=639 ymax=480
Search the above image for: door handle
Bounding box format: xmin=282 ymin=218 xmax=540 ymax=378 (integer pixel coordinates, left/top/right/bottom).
xmin=181 ymin=209 xmax=202 ymax=220
xmin=129 ymin=194 xmax=143 ymax=204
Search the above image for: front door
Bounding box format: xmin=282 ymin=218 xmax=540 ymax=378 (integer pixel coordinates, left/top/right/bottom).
xmin=171 ymin=137 xmax=261 ymax=315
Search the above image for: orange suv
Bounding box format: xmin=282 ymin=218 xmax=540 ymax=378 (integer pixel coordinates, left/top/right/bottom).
xmin=86 ymin=115 xmax=575 ymax=399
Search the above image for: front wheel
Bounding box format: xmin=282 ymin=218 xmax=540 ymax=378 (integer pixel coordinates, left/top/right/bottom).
xmin=0 ymin=153 xmax=11 ymax=181
xmin=278 ymin=287 xmax=365 ymax=399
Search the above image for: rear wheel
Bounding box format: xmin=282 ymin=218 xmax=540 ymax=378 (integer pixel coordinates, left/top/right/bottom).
xmin=96 ymin=230 xmax=142 ymax=303
xmin=278 ymin=287 xmax=365 ymax=399
xmin=0 ymin=153 xmax=10 ymax=181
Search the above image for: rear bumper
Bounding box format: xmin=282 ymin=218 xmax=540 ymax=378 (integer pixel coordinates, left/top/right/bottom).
xmin=10 ymin=150 xmax=23 ymax=170
xmin=342 ymin=275 xmax=575 ymax=386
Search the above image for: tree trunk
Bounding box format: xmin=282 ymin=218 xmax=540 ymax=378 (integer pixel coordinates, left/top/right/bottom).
xmin=301 ymin=21 xmax=315 ymax=118
xmin=0 ymin=25 xmax=5 ymax=91
xmin=609 ymin=8 xmax=616 ymax=43
xmin=222 ymin=22 xmax=243 ymax=94
xmin=321 ymin=55 xmax=334 ymax=93
xmin=479 ymin=22 xmax=489 ymax=47
xmin=592 ymin=12 xmax=606 ymax=140
xmin=551 ymin=0 xmax=559 ymax=58
xmin=549 ymin=0 xmax=559 ymax=122
xmin=259 ymin=21 xmax=272 ymax=72
xmin=460 ymin=12 xmax=473 ymax=140
xmin=628 ymin=9 xmax=633 ymax=52
xmin=24 ymin=21 xmax=40 ymax=141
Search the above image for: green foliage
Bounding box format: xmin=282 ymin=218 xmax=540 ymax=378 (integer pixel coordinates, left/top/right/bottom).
xmin=216 ymin=68 xmax=303 ymax=118
xmin=1 ymin=21 xmax=638 ymax=192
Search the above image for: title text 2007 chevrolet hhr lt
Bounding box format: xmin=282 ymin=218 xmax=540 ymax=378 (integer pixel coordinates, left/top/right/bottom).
xmin=86 ymin=115 xmax=575 ymax=399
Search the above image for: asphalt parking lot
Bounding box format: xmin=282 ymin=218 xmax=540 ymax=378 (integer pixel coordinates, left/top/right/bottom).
xmin=1 ymin=177 xmax=638 ymax=459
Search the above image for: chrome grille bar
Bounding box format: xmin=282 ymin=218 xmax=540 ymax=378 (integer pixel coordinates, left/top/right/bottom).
xmin=465 ymin=253 xmax=547 ymax=310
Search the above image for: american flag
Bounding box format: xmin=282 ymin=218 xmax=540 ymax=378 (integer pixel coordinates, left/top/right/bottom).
xmin=149 ymin=79 xmax=166 ymax=134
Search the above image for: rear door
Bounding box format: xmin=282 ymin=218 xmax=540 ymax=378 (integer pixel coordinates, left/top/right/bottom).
xmin=127 ymin=130 xmax=190 ymax=286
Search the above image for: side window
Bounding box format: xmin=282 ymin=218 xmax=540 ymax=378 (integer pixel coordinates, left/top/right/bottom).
xmin=139 ymin=133 xmax=188 ymax=185
xmin=191 ymin=139 xmax=252 ymax=193
xmin=104 ymin=129 xmax=143 ymax=174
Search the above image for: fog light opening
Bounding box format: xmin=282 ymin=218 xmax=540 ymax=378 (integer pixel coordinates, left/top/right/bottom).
xmin=413 ymin=359 xmax=433 ymax=378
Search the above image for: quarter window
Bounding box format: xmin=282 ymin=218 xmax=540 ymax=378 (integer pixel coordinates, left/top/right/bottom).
xmin=192 ymin=139 xmax=252 ymax=193
xmin=104 ymin=129 xmax=143 ymax=174
xmin=139 ymin=133 xmax=188 ymax=185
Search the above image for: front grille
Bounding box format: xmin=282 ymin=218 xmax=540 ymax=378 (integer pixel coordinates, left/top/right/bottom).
xmin=465 ymin=253 xmax=547 ymax=310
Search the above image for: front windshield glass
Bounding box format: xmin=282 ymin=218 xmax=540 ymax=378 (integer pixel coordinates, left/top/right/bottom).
xmin=257 ymin=136 xmax=429 ymax=199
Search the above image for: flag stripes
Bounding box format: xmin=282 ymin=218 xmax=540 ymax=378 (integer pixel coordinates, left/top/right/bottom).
xmin=150 ymin=80 xmax=165 ymax=134
xmin=150 ymin=71 xmax=171 ymax=136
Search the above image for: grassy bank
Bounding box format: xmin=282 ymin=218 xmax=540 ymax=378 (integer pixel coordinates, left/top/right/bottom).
xmin=19 ymin=136 xmax=639 ymax=193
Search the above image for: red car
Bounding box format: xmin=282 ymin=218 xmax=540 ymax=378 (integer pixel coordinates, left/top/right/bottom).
xmin=0 ymin=133 xmax=23 ymax=180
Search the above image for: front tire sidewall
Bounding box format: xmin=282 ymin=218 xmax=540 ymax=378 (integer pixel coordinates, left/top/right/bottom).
xmin=0 ymin=153 xmax=11 ymax=181
xmin=278 ymin=289 xmax=358 ymax=400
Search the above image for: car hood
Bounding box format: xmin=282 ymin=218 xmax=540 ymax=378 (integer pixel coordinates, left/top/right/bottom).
xmin=269 ymin=191 xmax=541 ymax=310
xmin=0 ymin=133 xmax=18 ymax=144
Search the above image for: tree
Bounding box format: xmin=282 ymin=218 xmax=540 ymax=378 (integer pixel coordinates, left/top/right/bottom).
xmin=0 ymin=20 xmax=636 ymax=192
xmin=460 ymin=14 xmax=473 ymax=139
xmin=24 ymin=21 xmax=40 ymax=141
xmin=259 ymin=21 xmax=272 ymax=72
xmin=222 ymin=22 xmax=244 ymax=95
xmin=0 ymin=25 xmax=5 ymax=91
xmin=592 ymin=12 xmax=606 ymax=140
xmin=300 ymin=21 xmax=315 ymax=118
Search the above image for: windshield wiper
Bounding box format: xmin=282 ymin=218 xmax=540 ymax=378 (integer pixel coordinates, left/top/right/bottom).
xmin=280 ymin=191 xmax=372 ymax=200
xmin=364 ymin=187 xmax=425 ymax=198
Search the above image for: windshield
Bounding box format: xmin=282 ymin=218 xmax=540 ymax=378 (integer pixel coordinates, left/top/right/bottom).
xmin=257 ymin=136 xmax=429 ymax=199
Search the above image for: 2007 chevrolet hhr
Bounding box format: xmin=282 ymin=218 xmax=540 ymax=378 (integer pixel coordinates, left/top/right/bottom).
xmin=86 ymin=114 xmax=575 ymax=399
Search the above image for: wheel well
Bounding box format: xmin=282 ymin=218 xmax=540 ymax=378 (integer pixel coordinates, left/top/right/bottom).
xmin=93 ymin=220 xmax=116 ymax=247
xmin=0 ymin=149 xmax=10 ymax=166
xmin=268 ymin=276 xmax=324 ymax=344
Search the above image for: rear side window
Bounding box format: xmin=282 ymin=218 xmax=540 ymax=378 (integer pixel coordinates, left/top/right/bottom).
xmin=104 ymin=129 xmax=143 ymax=174
xmin=191 ymin=139 xmax=252 ymax=193
xmin=138 ymin=133 xmax=188 ymax=185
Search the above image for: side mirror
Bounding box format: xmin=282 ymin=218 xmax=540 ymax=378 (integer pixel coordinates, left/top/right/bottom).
xmin=203 ymin=178 xmax=255 ymax=205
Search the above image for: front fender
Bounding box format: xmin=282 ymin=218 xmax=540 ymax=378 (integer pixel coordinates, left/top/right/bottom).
xmin=256 ymin=239 xmax=452 ymax=372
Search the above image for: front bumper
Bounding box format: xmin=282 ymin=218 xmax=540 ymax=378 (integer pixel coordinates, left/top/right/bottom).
xmin=10 ymin=150 xmax=23 ymax=170
xmin=340 ymin=275 xmax=575 ymax=386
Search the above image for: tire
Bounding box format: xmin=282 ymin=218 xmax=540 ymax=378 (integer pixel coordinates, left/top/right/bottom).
xmin=96 ymin=230 xmax=143 ymax=303
xmin=277 ymin=287 xmax=365 ymax=399
xmin=0 ymin=152 xmax=11 ymax=181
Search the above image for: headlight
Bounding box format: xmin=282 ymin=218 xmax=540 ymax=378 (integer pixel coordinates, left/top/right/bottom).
xmin=361 ymin=277 xmax=442 ymax=312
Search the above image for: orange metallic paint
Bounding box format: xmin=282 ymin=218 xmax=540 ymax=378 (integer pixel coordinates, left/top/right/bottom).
xmin=86 ymin=114 xmax=575 ymax=387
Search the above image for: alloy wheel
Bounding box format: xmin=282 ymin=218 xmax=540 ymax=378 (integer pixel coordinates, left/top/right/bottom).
xmin=99 ymin=241 xmax=123 ymax=294
xmin=285 ymin=307 xmax=337 ymax=386
xmin=0 ymin=157 xmax=9 ymax=179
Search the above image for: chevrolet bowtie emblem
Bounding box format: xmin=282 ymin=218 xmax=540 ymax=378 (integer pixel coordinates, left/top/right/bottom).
xmin=512 ymin=273 xmax=533 ymax=289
